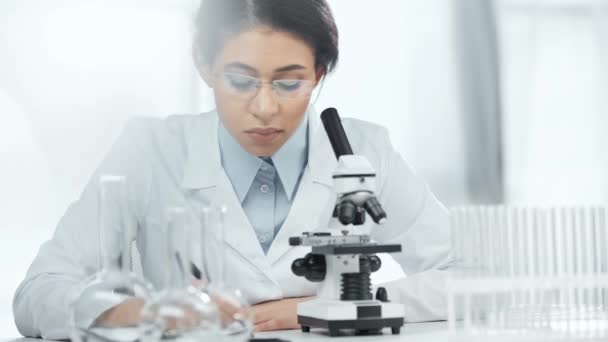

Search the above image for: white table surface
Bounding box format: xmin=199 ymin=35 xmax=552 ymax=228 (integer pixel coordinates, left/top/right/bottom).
xmin=2 ymin=322 xmax=449 ymax=342
xmin=255 ymin=321 xmax=449 ymax=341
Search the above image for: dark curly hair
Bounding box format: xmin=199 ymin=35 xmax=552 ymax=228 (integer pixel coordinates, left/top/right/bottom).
xmin=194 ymin=0 xmax=339 ymax=75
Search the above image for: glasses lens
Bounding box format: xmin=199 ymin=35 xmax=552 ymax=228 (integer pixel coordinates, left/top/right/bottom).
xmin=220 ymin=73 xmax=314 ymax=100
xmin=222 ymin=73 xmax=259 ymax=97
xmin=273 ymin=79 xmax=313 ymax=99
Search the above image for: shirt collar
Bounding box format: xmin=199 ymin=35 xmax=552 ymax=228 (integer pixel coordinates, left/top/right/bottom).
xmin=272 ymin=111 xmax=309 ymax=200
xmin=218 ymin=121 xmax=263 ymax=203
xmin=218 ymin=112 xmax=309 ymax=203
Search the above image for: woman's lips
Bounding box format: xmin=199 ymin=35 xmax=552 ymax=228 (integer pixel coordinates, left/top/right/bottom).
xmin=245 ymin=128 xmax=283 ymax=143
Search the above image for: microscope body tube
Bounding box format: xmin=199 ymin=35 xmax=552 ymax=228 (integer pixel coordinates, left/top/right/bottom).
xmin=321 ymin=108 xmax=353 ymax=159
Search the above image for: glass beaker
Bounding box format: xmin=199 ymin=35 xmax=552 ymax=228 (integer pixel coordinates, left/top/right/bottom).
xmin=199 ymin=205 xmax=254 ymax=342
xmin=139 ymin=206 xmax=220 ymax=342
xmin=68 ymin=175 xmax=153 ymax=342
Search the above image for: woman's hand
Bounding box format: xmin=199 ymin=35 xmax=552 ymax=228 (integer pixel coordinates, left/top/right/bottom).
xmin=252 ymin=297 xmax=314 ymax=332
xmin=96 ymin=295 xmax=204 ymax=331
xmin=94 ymin=297 xmax=145 ymax=328
xmin=213 ymin=295 xmax=245 ymax=326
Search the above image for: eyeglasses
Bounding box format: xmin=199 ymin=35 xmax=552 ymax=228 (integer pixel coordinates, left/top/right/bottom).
xmin=217 ymin=72 xmax=315 ymax=100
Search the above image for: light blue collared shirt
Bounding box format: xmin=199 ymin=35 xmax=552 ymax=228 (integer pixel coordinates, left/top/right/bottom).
xmin=218 ymin=114 xmax=309 ymax=253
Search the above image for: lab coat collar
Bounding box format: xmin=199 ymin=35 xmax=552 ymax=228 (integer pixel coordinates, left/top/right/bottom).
xmin=217 ymin=120 xmax=264 ymax=203
xmin=180 ymin=112 xmax=222 ymax=190
xmin=271 ymin=112 xmax=309 ymax=201
xmin=181 ymin=108 xmax=335 ymax=190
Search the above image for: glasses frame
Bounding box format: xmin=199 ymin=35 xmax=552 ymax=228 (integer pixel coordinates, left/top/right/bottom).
xmin=215 ymin=72 xmax=316 ymax=101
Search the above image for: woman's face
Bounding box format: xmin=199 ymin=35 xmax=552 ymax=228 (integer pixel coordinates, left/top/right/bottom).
xmin=199 ymin=26 xmax=322 ymax=157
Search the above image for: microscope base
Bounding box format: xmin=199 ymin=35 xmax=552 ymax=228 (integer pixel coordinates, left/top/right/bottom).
xmin=298 ymin=316 xmax=404 ymax=337
xmin=297 ymin=300 xmax=404 ymax=337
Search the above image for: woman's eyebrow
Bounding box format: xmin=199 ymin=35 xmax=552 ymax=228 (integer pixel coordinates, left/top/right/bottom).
xmin=274 ymin=64 xmax=307 ymax=73
xmin=224 ymin=62 xmax=258 ymax=75
xmin=223 ymin=62 xmax=307 ymax=74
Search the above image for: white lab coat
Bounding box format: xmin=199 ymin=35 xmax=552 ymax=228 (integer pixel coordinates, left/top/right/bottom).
xmin=13 ymin=110 xmax=454 ymax=339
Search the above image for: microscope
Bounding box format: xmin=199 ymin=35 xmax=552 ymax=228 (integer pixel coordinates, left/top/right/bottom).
xmin=289 ymin=108 xmax=405 ymax=337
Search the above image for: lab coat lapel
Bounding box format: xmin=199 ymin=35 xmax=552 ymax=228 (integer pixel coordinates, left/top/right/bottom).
xmin=181 ymin=112 xmax=269 ymax=276
xmin=266 ymin=111 xmax=337 ymax=266
xmin=215 ymin=172 xmax=270 ymax=270
xmin=180 ymin=113 xmax=222 ymax=191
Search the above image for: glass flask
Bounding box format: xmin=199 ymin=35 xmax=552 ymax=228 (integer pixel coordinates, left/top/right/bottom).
xmin=68 ymin=175 xmax=153 ymax=342
xmin=139 ymin=206 xmax=221 ymax=342
xmin=199 ymin=205 xmax=254 ymax=342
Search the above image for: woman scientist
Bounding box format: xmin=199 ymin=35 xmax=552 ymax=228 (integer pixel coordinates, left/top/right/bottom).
xmin=13 ymin=0 xmax=453 ymax=339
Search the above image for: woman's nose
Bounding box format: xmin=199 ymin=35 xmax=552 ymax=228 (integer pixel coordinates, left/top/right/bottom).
xmin=248 ymin=85 xmax=279 ymax=121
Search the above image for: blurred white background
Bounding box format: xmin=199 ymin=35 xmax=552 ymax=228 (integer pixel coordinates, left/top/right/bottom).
xmin=1 ymin=0 xmax=608 ymax=337
xmin=499 ymin=0 xmax=608 ymax=204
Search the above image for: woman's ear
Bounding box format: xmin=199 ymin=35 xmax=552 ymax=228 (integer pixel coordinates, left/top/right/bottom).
xmin=193 ymin=43 xmax=214 ymax=88
xmin=314 ymin=66 xmax=327 ymax=87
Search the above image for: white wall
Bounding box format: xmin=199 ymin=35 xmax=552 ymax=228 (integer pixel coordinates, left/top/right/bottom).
xmin=0 ymin=1 xmax=200 ymax=337
xmin=499 ymin=0 xmax=608 ymax=204
xmin=320 ymin=0 xmax=468 ymax=206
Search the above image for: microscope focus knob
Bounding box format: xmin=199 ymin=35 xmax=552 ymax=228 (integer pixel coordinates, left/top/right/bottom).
xmin=291 ymin=253 xmax=326 ymax=282
xmin=369 ymin=255 xmax=382 ymax=273
xmin=289 ymin=237 xmax=302 ymax=246
xmin=376 ymin=287 xmax=389 ymax=302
